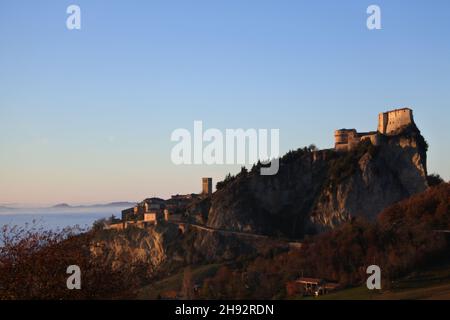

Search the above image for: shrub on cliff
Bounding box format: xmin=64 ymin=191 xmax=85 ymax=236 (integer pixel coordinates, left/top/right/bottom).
xmin=327 ymin=140 xmax=378 ymax=188
xmin=427 ymin=173 xmax=445 ymax=187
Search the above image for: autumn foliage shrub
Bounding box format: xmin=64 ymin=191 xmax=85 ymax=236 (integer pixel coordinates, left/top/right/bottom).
xmin=0 ymin=224 xmax=141 ymax=300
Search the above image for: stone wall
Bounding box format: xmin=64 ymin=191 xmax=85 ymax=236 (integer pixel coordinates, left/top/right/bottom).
xmin=105 ymin=222 xmax=125 ymax=231
xmin=378 ymin=108 xmax=413 ymax=135
xmin=334 ymin=129 xmax=379 ymax=152
xmin=334 ymin=129 xmax=356 ymax=152
xmin=335 ymin=108 xmax=414 ymax=151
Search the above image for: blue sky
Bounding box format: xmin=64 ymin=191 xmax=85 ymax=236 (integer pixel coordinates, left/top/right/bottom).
xmin=0 ymin=0 xmax=449 ymax=205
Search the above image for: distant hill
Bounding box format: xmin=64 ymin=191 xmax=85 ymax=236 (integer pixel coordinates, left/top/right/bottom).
xmin=92 ymin=202 xmax=136 ymax=208
xmin=0 ymin=202 xmax=136 ymax=214
xmin=0 ymin=206 xmax=15 ymax=212
xmin=51 ymin=202 xmax=135 ymax=209
xmin=52 ymin=203 xmax=71 ymax=208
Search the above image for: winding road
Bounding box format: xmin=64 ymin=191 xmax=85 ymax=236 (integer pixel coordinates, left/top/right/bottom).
xmin=168 ymin=220 xmax=303 ymax=249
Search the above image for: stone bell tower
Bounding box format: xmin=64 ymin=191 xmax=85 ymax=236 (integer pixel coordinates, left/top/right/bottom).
xmin=202 ymin=177 xmax=212 ymax=195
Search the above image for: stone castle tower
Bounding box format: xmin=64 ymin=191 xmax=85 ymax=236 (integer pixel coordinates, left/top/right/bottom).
xmin=335 ymin=108 xmax=414 ymax=152
xmin=377 ymin=108 xmax=414 ymax=135
xmin=202 ymin=177 xmax=212 ymax=195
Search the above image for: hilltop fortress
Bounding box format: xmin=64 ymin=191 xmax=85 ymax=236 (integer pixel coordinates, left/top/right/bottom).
xmin=335 ymin=108 xmax=414 ymax=152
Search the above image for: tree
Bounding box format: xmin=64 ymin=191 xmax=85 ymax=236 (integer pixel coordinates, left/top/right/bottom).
xmin=181 ymin=266 xmax=194 ymax=300
xmin=239 ymin=166 xmax=248 ymax=176
xmin=308 ymin=144 xmax=318 ymax=152
xmin=427 ymin=174 xmax=444 ymax=187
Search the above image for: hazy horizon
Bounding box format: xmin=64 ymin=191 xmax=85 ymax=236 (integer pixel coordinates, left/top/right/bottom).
xmin=0 ymin=201 xmax=137 ymax=209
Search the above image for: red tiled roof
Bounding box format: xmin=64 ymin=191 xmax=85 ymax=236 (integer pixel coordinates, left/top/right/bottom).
xmin=296 ymin=278 xmax=323 ymax=284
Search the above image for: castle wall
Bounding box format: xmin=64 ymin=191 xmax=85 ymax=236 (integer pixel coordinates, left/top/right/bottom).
xmin=360 ymin=132 xmax=380 ymax=146
xmin=335 ymin=143 xmax=349 ymax=152
xmin=105 ymin=222 xmax=125 ymax=231
xmin=334 ymin=129 xmax=355 ymax=151
xmin=144 ymin=212 xmax=158 ymax=223
xmin=334 ymin=129 xmax=379 ymax=152
xmin=335 ymin=108 xmax=413 ymax=152
xmin=347 ymin=131 xmax=362 ymax=150
xmin=378 ymin=113 xmax=388 ymax=134
xmin=378 ymin=108 xmax=413 ymax=135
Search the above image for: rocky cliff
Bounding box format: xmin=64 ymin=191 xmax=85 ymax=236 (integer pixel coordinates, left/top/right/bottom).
xmin=90 ymin=124 xmax=429 ymax=274
xmin=204 ymin=124 xmax=428 ymax=237
xmin=90 ymin=224 xmax=183 ymax=274
xmin=310 ymin=125 xmax=428 ymax=231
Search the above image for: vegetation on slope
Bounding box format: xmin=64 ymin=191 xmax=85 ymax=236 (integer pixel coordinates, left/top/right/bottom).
xmin=0 ymin=183 xmax=447 ymax=299
xmin=192 ymin=183 xmax=449 ymax=299
xmin=0 ymin=225 xmax=146 ymax=299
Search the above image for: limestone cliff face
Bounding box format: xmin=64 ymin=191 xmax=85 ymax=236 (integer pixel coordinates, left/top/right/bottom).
xmin=89 ymin=223 xmax=291 ymax=275
xmin=206 ymin=151 xmax=329 ymax=238
xmin=205 ymin=125 xmax=428 ymax=237
xmin=90 ymin=225 xmax=182 ymax=274
xmin=310 ymin=126 xmax=428 ymax=230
